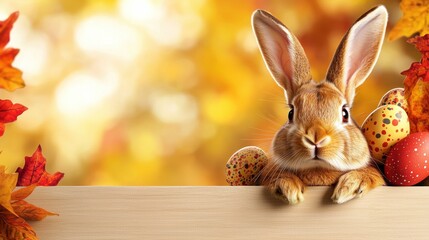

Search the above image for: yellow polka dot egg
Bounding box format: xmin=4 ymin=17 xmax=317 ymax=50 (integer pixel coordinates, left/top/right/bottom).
xmin=361 ymin=104 xmax=410 ymax=164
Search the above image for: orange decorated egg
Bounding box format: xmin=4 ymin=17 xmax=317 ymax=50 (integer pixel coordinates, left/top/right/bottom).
xmin=378 ymin=88 xmax=407 ymax=111
xmin=226 ymin=146 xmax=267 ymax=186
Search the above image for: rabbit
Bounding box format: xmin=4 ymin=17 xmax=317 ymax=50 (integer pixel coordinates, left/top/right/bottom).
xmin=252 ymin=5 xmax=388 ymax=204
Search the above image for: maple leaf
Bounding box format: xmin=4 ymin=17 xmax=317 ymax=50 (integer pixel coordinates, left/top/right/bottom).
xmin=11 ymin=185 xmax=58 ymax=221
xmin=0 ymin=166 xmax=18 ymax=216
xmin=0 ymin=11 xmax=25 ymax=91
xmin=0 ymin=166 xmax=37 ymax=239
xmin=402 ymin=34 xmax=429 ymax=132
xmin=16 ymin=145 xmax=64 ymax=186
xmin=0 ymin=166 xmax=59 ymax=239
xmin=0 ymin=209 xmax=37 ymax=240
xmin=389 ymin=0 xmax=429 ymax=41
xmin=0 ymin=99 xmax=27 ymax=137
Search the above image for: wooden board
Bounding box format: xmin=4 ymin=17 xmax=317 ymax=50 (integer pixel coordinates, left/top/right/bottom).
xmin=29 ymin=186 xmax=429 ymax=239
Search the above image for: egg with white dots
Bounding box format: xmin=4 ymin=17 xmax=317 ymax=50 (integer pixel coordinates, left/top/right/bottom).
xmin=361 ymin=104 xmax=410 ymax=164
xmin=378 ymin=88 xmax=408 ymax=111
xmin=385 ymin=132 xmax=429 ymax=186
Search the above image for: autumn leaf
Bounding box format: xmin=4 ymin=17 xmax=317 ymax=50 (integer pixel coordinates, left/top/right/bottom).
xmin=0 ymin=12 xmax=18 ymax=49
xmin=0 ymin=99 xmax=27 ymax=137
xmin=12 ymin=200 xmax=58 ymax=221
xmin=0 ymin=11 xmax=24 ymax=91
xmin=0 ymin=166 xmax=37 ymax=239
xmin=11 ymin=185 xmax=58 ymax=221
xmin=8 ymin=184 xmax=58 ymax=236
xmin=389 ymin=0 xmax=429 ymax=41
xmin=11 ymin=184 xmax=37 ymax=201
xmin=16 ymin=145 xmax=64 ymax=186
xmin=0 ymin=166 xmax=18 ymax=216
xmin=0 ymin=208 xmax=37 ymax=240
xmin=403 ymin=34 xmax=429 ymax=132
xmin=0 ymin=166 xmax=59 ymax=239
xmin=0 ymin=99 xmax=26 ymax=122
xmin=0 ymin=10 xmax=58 ymax=239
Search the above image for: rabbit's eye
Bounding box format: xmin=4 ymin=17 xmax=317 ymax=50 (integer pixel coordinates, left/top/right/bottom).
xmin=342 ymin=108 xmax=349 ymax=123
xmin=288 ymin=109 xmax=294 ymax=123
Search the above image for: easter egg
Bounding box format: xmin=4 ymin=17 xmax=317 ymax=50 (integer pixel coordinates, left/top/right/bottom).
xmin=385 ymin=132 xmax=429 ymax=186
xmin=378 ymin=88 xmax=408 ymax=110
xmin=361 ymin=105 xmax=410 ymax=164
xmin=225 ymin=146 xmax=267 ymax=186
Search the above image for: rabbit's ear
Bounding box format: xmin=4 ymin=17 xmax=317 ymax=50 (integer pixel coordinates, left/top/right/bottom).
xmin=326 ymin=5 xmax=387 ymax=105
xmin=252 ymin=10 xmax=311 ymax=103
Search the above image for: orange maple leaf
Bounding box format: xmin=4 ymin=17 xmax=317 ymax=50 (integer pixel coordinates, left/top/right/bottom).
xmin=0 ymin=210 xmax=37 ymax=240
xmin=11 ymin=185 xmax=58 ymax=221
xmin=0 ymin=166 xmax=58 ymax=240
xmin=0 ymin=151 xmax=56 ymax=238
xmin=0 ymin=166 xmax=18 ymax=216
xmin=16 ymin=145 xmax=64 ymax=186
xmin=0 ymin=11 xmax=25 ymax=91
xmin=389 ymin=0 xmax=429 ymax=41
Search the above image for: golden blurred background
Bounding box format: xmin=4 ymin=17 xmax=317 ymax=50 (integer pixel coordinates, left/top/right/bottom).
xmin=0 ymin=0 xmax=419 ymax=185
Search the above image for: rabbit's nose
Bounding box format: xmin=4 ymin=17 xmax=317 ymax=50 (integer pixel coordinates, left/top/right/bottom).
xmin=315 ymin=135 xmax=331 ymax=147
xmin=303 ymin=133 xmax=331 ymax=148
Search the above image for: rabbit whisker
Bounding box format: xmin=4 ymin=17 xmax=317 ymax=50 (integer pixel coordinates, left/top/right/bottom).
xmin=260 ymin=161 xmax=278 ymax=185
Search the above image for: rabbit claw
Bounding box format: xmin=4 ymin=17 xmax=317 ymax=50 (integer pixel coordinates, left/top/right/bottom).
xmin=331 ymin=171 xmax=368 ymax=204
xmin=268 ymin=177 xmax=305 ymax=205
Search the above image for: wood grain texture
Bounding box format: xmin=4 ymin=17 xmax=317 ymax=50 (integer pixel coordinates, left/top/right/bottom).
xmin=29 ymin=186 xmax=429 ymax=240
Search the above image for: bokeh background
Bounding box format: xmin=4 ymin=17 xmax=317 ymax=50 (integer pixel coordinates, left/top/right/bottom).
xmin=0 ymin=0 xmax=419 ymax=185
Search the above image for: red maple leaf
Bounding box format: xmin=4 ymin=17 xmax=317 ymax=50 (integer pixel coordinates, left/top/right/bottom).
xmin=0 ymin=99 xmax=27 ymax=136
xmin=402 ymin=34 xmax=429 ymax=85
xmin=16 ymin=145 xmax=64 ymax=186
xmin=0 ymin=12 xmax=18 ymax=49
xmin=402 ymin=34 xmax=429 ymax=132
xmin=0 ymin=11 xmax=24 ymax=91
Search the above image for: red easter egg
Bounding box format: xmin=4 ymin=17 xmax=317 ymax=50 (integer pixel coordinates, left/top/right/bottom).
xmin=385 ymin=132 xmax=429 ymax=186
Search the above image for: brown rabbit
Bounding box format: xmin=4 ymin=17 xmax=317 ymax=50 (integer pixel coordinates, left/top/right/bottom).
xmin=252 ymin=6 xmax=387 ymax=204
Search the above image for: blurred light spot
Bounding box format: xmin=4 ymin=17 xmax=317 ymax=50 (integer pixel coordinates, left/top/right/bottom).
xmin=201 ymin=122 xmax=217 ymax=140
xmin=4 ymin=15 xmax=50 ymax=81
xmin=18 ymin=96 xmax=49 ymax=131
xmin=74 ymin=14 xmax=141 ymax=62
xmin=118 ymin=0 xmax=203 ymax=49
xmin=130 ymin=129 xmax=162 ymax=161
xmin=237 ymin=29 xmax=258 ymax=53
xmin=174 ymin=58 xmax=198 ymax=88
xmin=150 ymin=92 xmax=198 ymax=124
xmin=319 ymin=0 xmax=366 ymax=13
xmin=50 ymin=120 xmax=103 ymax=172
xmin=41 ymin=14 xmax=74 ymax=41
xmin=150 ymin=57 xmax=198 ymax=87
xmin=119 ymin=0 xmax=165 ymax=23
xmin=203 ymin=94 xmax=237 ymax=124
xmin=14 ymin=32 xmax=50 ymax=81
xmin=55 ymin=69 xmax=118 ymax=116
xmin=379 ymin=41 xmax=414 ymax=74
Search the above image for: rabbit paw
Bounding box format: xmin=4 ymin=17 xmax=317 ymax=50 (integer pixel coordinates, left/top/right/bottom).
xmin=268 ymin=177 xmax=305 ymax=205
xmin=331 ymin=171 xmax=368 ymax=204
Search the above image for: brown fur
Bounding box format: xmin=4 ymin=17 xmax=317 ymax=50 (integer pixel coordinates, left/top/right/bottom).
xmin=260 ymin=160 xmax=384 ymax=187
xmin=259 ymin=160 xmax=385 ymax=203
xmin=252 ymin=6 xmax=388 ymax=204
